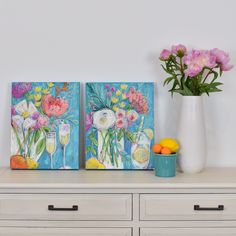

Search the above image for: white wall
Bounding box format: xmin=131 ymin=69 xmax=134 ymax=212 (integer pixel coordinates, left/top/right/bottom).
xmin=0 ymin=0 xmax=235 ymax=167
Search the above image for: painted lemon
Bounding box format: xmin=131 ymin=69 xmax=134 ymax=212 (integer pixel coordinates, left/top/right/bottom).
xmin=133 ymin=147 xmax=149 ymax=163
xmin=144 ymin=128 xmax=154 ymax=140
xmin=86 ymin=158 xmax=105 ymax=169
xmin=26 ymin=158 xmax=39 ymax=169
xmin=159 ymin=138 xmax=179 ymax=153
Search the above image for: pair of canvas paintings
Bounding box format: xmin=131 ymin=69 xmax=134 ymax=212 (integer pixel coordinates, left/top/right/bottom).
xmin=11 ymin=82 xmax=155 ymax=170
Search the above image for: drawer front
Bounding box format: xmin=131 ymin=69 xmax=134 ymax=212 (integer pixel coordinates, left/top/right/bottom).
xmin=140 ymin=194 xmax=236 ymax=221
xmin=140 ymin=228 xmax=236 ymax=236
xmin=0 ymin=194 xmax=132 ymax=221
xmin=0 ymin=228 xmax=132 ymax=236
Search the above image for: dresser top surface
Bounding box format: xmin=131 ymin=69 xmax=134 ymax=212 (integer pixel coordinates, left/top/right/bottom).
xmin=0 ymin=167 xmax=235 ymax=189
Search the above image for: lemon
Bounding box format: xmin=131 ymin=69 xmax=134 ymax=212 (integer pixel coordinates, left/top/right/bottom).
xmin=133 ymin=147 xmax=149 ymax=163
xmin=159 ymin=138 xmax=179 ymax=153
xmin=144 ymin=128 xmax=154 ymax=140
xmin=86 ymin=158 xmax=105 ymax=169
xmin=26 ymin=158 xmax=39 ymax=169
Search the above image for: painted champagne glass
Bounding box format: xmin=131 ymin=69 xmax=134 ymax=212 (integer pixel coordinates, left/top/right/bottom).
xmin=46 ymin=132 xmax=56 ymax=169
xmin=59 ymin=123 xmax=71 ymax=169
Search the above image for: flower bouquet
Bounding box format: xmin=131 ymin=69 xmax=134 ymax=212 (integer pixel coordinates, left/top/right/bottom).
xmin=159 ymin=44 xmax=233 ymax=173
xmin=160 ymin=44 xmax=233 ymax=95
xmin=85 ymin=83 xmax=154 ymax=170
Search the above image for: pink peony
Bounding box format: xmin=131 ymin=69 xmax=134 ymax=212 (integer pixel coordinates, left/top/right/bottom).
xmin=42 ymin=94 xmax=69 ymax=117
xmin=86 ymin=113 xmax=93 ymax=131
xmin=116 ymin=118 xmax=126 ymax=128
xmin=127 ymin=110 xmax=138 ymax=125
xmin=171 ymin=44 xmax=187 ymax=56
xmin=116 ymin=109 xmax=126 ymax=119
xmin=210 ymin=48 xmax=233 ymax=71
xmin=159 ymin=49 xmax=171 ymax=61
xmin=127 ymin=88 xmax=148 ymax=114
xmin=32 ymin=115 xmax=49 ymax=130
xmin=38 ymin=115 xmax=49 ymax=126
xmin=183 ymin=50 xmax=216 ymax=77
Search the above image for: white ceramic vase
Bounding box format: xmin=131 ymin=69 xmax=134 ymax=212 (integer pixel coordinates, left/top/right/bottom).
xmin=177 ymin=96 xmax=206 ymax=173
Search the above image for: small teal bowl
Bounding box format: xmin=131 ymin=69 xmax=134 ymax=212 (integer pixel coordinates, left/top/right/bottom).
xmin=154 ymin=153 xmax=177 ymax=177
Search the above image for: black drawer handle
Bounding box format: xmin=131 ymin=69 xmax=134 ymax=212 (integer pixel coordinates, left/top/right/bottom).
xmin=194 ymin=205 xmax=224 ymax=211
xmin=48 ymin=205 xmax=78 ymax=211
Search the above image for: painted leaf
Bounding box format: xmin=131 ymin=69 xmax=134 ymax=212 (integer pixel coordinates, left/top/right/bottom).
xmin=34 ymin=130 xmax=41 ymax=143
xmin=36 ymin=139 xmax=46 ymax=156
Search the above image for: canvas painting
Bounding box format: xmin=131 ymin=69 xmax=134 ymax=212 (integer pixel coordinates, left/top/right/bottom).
xmin=11 ymin=82 xmax=80 ymax=170
xmin=85 ymin=82 xmax=155 ymax=170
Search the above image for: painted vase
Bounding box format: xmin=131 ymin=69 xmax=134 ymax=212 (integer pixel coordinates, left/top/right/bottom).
xmin=131 ymin=131 xmax=151 ymax=169
xmin=177 ymin=96 xmax=206 ymax=173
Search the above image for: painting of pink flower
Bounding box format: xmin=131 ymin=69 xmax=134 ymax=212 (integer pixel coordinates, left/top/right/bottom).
xmin=116 ymin=109 xmax=126 ymax=119
xmin=12 ymin=83 xmax=32 ymax=98
xmin=127 ymin=110 xmax=138 ymax=125
xmin=37 ymin=115 xmax=49 ymax=126
xmin=127 ymin=88 xmax=149 ymax=114
xmin=86 ymin=113 xmax=93 ymax=131
xmin=42 ymin=94 xmax=69 ymax=117
xmin=115 ymin=118 xmax=127 ymax=128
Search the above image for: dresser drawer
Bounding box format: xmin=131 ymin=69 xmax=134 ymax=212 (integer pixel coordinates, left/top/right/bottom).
xmin=0 ymin=194 xmax=132 ymax=221
xmin=140 ymin=194 xmax=236 ymax=221
xmin=0 ymin=228 xmax=132 ymax=236
xmin=140 ymin=228 xmax=236 ymax=236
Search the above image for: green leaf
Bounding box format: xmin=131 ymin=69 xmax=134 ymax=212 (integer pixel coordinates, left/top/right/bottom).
xmin=88 ymin=132 xmax=98 ymax=146
xmin=91 ymin=147 xmax=97 ymax=156
xmin=36 ymin=139 xmax=46 ymax=156
xmin=183 ymin=84 xmax=194 ymax=96
xmin=28 ymin=133 xmax=35 ymax=149
xmin=117 ymin=129 xmax=124 ymax=142
xmin=86 ymin=146 xmax=91 ymax=153
xmin=91 ymin=138 xmax=98 ymax=146
xmin=126 ymin=131 xmax=136 ymax=143
xmin=211 ymin=82 xmax=223 ymax=87
xmin=163 ymin=77 xmax=175 ymax=86
xmin=42 ymin=126 xmax=50 ymax=133
xmin=34 ymin=130 xmax=41 ymax=143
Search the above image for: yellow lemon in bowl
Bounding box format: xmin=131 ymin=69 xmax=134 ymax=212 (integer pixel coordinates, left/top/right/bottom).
xmin=159 ymin=138 xmax=179 ymax=153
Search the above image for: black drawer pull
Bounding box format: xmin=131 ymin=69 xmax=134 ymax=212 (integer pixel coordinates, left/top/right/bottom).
xmin=48 ymin=205 xmax=78 ymax=211
xmin=194 ymin=205 xmax=224 ymax=211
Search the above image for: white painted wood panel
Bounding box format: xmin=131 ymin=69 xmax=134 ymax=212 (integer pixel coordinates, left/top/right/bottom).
xmin=0 ymin=194 xmax=132 ymax=221
xmin=140 ymin=228 xmax=236 ymax=236
xmin=140 ymin=194 xmax=236 ymax=221
xmin=1 ymin=168 xmax=236 ymax=190
xmin=0 ymin=227 xmax=132 ymax=236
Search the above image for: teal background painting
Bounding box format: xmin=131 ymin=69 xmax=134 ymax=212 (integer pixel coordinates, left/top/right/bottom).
xmin=11 ymin=82 xmax=80 ymax=170
xmin=85 ymin=82 xmax=155 ymax=170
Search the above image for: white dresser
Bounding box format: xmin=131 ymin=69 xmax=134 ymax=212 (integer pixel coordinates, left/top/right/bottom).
xmin=0 ymin=168 xmax=236 ymax=236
